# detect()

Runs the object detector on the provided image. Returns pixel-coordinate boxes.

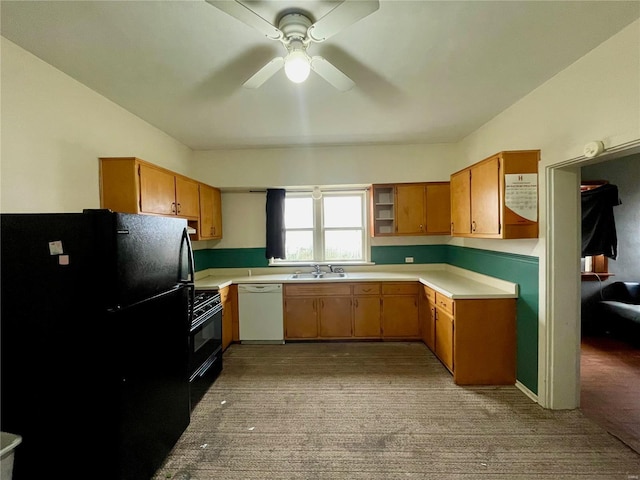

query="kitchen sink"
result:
[290,272,347,280]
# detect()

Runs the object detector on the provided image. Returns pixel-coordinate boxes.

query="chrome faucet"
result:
[312,264,322,274]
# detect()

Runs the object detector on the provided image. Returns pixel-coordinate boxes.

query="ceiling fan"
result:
[206,0,380,91]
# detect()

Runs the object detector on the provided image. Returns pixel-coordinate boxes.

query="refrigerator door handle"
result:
[180,227,195,283]
[180,226,196,322]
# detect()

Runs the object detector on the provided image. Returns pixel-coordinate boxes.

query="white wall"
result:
[192,143,459,189]
[0,37,193,213]
[193,142,460,248]
[457,20,640,408]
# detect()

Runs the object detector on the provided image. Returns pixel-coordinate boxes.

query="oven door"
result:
[189,307,222,381]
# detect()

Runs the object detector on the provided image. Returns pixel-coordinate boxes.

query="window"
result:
[279,190,368,263]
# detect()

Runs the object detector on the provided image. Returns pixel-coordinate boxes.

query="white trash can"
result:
[0,432,22,480]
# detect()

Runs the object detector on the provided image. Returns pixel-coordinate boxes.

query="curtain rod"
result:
[248,187,370,193]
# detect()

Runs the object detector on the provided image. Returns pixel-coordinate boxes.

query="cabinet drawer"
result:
[285,284,351,296]
[382,282,419,295]
[423,285,436,302]
[353,283,381,295]
[435,292,454,315]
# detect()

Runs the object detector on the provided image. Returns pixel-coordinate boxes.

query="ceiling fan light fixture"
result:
[284,50,310,84]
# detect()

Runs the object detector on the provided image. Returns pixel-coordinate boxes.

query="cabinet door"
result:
[319,297,352,337]
[199,184,215,239]
[381,295,420,337]
[199,184,222,239]
[139,163,176,215]
[284,297,318,339]
[353,296,381,337]
[470,157,500,235]
[420,287,435,350]
[175,176,200,219]
[435,308,454,372]
[395,185,426,234]
[211,187,222,238]
[221,286,233,351]
[425,183,451,234]
[450,170,471,235]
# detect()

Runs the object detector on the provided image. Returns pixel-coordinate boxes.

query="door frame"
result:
[541,140,640,409]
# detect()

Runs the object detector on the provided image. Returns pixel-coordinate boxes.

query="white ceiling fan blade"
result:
[310,56,355,92]
[206,0,282,40]
[243,57,284,89]
[307,0,380,42]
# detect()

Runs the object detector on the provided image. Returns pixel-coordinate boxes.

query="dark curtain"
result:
[265,189,286,259]
[581,183,621,259]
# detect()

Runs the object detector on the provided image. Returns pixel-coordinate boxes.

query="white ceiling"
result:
[2,1,639,150]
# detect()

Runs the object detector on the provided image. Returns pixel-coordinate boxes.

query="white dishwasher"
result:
[238,284,284,344]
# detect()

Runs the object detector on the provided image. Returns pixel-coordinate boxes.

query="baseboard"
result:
[516,380,538,403]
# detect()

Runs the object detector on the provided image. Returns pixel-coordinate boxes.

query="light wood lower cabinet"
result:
[353,283,382,338]
[284,282,419,340]
[434,296,454,372]
[430,290,516,385]
[381,283,420,338]
[281,280,516,385]
[420,286,435,350]
[319,297,353,337]
[220,285,237,351]
[452,298,516,385]
[284,284,352,340]
[284,297,318,338]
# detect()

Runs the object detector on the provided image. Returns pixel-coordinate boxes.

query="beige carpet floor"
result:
[154,342,640,479]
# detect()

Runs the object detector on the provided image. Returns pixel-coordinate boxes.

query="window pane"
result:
[285,230,314,261]
[324,230,363,261]
[324,196,362,228]
[285,197,313,228]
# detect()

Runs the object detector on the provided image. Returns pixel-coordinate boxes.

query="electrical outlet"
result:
[405,257,414,263]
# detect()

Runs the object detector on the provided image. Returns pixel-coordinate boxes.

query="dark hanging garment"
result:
[265,189,286,259]
[581,183,622,259]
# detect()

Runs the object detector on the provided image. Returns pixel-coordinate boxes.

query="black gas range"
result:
[188,290,223,409]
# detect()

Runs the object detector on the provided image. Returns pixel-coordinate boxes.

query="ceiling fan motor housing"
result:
[278,13,312,41]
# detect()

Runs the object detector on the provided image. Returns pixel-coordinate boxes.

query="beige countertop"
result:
[194,265,518,299]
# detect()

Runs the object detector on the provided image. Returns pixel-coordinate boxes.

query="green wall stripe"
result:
[194,248,269,270]
[195,244,539,394]
[371,245,449,264]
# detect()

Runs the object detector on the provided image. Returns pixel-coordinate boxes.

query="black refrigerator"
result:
[1,210,194,480]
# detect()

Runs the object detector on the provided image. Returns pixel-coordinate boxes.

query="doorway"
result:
[543,141,640,410]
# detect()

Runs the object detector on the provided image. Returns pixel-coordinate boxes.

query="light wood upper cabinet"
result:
[450,169,471,235]
[396,184,426,234]
[371,182,451,237]
[174,176,200,219]
[425,183,452,234]
[198,183,222,240]
[450,150,540,239]
[139,163,177,216]
[470,157,500,235]
[100,157,222,239]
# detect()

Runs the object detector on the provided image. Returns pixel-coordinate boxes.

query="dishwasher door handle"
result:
[239,284,283,294]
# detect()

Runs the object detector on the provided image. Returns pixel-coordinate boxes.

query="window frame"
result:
[272,189,370,265]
